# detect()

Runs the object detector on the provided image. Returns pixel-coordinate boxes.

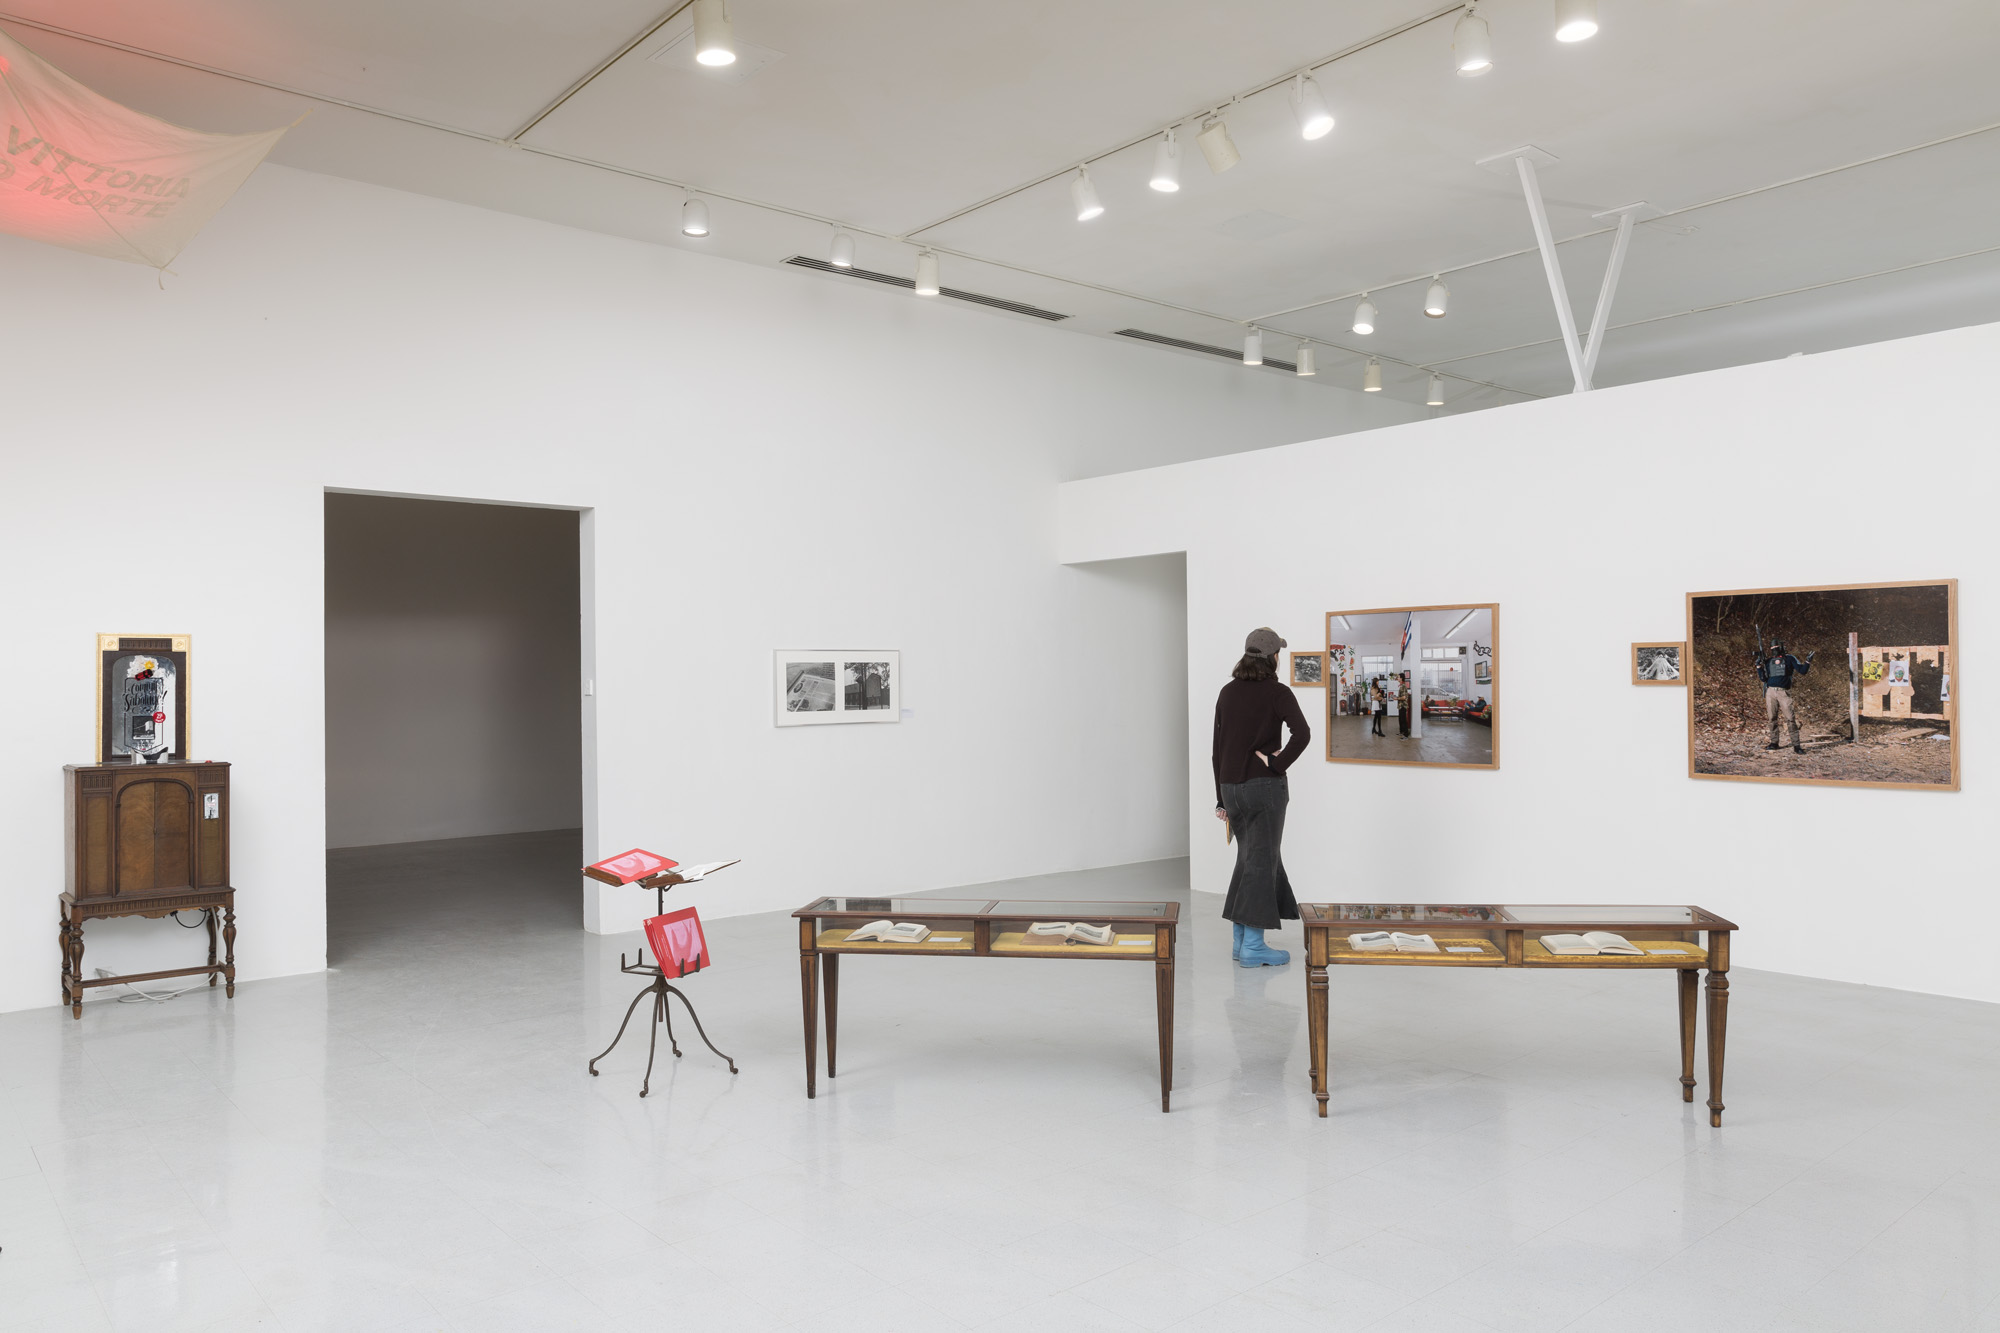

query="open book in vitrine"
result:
[845,921,932,944]
[1026,922,1118,946]
[1538,932,1643,955]
[1347,931,1440,953]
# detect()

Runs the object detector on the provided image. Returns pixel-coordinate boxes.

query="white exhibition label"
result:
[0,28,292,268]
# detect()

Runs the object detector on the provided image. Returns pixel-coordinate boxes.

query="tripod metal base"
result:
[588,955,738,1097]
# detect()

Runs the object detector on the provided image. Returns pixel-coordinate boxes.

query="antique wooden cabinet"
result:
[61,761,236,1017]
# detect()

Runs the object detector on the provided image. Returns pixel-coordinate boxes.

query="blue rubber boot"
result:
[1231,921,1245,961]
[1238,927,1291,968]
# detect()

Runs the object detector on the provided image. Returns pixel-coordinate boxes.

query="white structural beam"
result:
[1478,146,1658,394]
[1513,155,1588,390]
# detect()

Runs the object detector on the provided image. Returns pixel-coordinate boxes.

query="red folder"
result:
[644,908,711,979]
[585,848,679,886]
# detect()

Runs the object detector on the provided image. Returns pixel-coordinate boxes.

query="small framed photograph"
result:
[1289,651,1325,687]
[1632,641,1684,686]
[97,633,191,763]
[775,651,900,726]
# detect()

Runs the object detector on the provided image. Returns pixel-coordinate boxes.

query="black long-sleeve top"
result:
[1212,678,1311,806]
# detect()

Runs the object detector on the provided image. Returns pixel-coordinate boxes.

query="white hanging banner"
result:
[0,29,292,268]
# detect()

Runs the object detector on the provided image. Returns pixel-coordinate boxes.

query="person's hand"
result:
[1214,806,1228,822]
[1256,751,1270,766]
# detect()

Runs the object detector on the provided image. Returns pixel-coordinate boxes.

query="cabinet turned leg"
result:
[1307,963,1330,1118]
[1678,969,1698,1102]
[207,908,219,987]
[69,918,85,1019]
[1705,970,1729,1126]
[1154,956,1175,1113]
[59,916,77,1015]
[222,905,237,998]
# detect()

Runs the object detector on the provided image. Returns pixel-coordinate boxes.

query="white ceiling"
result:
[10,0,1999,416]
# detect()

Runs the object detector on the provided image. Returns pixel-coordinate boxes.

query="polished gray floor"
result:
[3,830,1997,1332]
[1324,713,1494,764]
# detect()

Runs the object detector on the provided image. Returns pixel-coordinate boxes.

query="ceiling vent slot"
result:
[1112,327,1298,373]
[784,256,1069,321]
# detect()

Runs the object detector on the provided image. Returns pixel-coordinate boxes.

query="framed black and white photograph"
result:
[97,633,191,763]
[1633,641,1684,686]
[775,650,900,726]
[1289,651,1325,687]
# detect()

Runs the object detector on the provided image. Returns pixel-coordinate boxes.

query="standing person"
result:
[1397,682,1413,739]
[1213,628,1310,968]
[1370,685,1386,736]
[1756,639,1814,754]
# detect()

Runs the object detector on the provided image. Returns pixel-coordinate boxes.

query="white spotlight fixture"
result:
[1427,373,1445,406]
[914,251,939,296]
[1196,112,1240,174]
[693,0,736,65]
[1554,0,1598,42]
[1292,73,1335,141]
[1453,4,1493,75]
[1363,358,1383,392]
[1352,295,1377,336]
[1424,276,1449,318]
[681,194,710,237]
[1296,344,1317,377]
[829,231,854,268]
[1071,166,1104,222]
[1243,328,1263,366]
[1149,129,1181,192]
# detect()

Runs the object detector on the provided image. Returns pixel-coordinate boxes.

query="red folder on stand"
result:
[585,849,679,886]
[644,908,711,979]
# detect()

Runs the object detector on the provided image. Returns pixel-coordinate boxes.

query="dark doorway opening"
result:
[324,493,582,963]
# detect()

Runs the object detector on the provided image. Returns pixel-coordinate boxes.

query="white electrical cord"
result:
[93,967,201,1004]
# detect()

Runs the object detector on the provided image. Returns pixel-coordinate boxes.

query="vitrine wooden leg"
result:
[1307,962,1330,1118]
[823,954,839,1079]
[59,914,77,1015]
[1678,968,1698,1102]
[1705,971,1729,1127]
[799,949,819,1099]
[206,908,219,987]
[1154,954,1175,1113]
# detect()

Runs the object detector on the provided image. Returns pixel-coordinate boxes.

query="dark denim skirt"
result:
[1220,774,1299,929]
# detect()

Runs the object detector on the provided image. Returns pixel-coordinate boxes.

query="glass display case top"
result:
[804,897,996,916]
[1310,903,1708,925]
[1500,905,1699,923]
[985,900,1172,918]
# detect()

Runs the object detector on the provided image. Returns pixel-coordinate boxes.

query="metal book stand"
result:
[586,870,739,1098]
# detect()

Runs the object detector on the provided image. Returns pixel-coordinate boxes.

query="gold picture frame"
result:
[96,633,192,764]
[1289,651,1326,687]
[1632,642,1685,686]
[1685,580,1957,791]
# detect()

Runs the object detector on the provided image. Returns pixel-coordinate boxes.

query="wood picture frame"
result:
[1633,642,1686,686]
[96,633,191,763]
[1321,604,1497,771]
[1685,579,1957,791]
[1289,651,1326,687]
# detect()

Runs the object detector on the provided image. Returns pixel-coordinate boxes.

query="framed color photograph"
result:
[1289,651,1325,687]
[775,650,900,726]
[1322,605,1497,770]
[97,633,190,763]
[1686,580,1956,790]
[1633,642,1685,686]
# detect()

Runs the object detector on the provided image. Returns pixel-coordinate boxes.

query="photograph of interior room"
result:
[1,1,1995,1330]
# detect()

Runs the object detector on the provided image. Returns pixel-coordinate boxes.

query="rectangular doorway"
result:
[324,493,585,956]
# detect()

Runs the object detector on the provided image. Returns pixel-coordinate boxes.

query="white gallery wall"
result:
[0,163,1414,1013]
[324,493,583,848]
[1060,320,1999,1005]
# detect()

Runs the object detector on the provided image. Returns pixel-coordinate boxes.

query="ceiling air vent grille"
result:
[784,256,1070,321]
[1113,327,1297,374]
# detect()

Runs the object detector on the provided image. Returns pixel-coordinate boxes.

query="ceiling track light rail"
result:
[782,257,1072,320]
